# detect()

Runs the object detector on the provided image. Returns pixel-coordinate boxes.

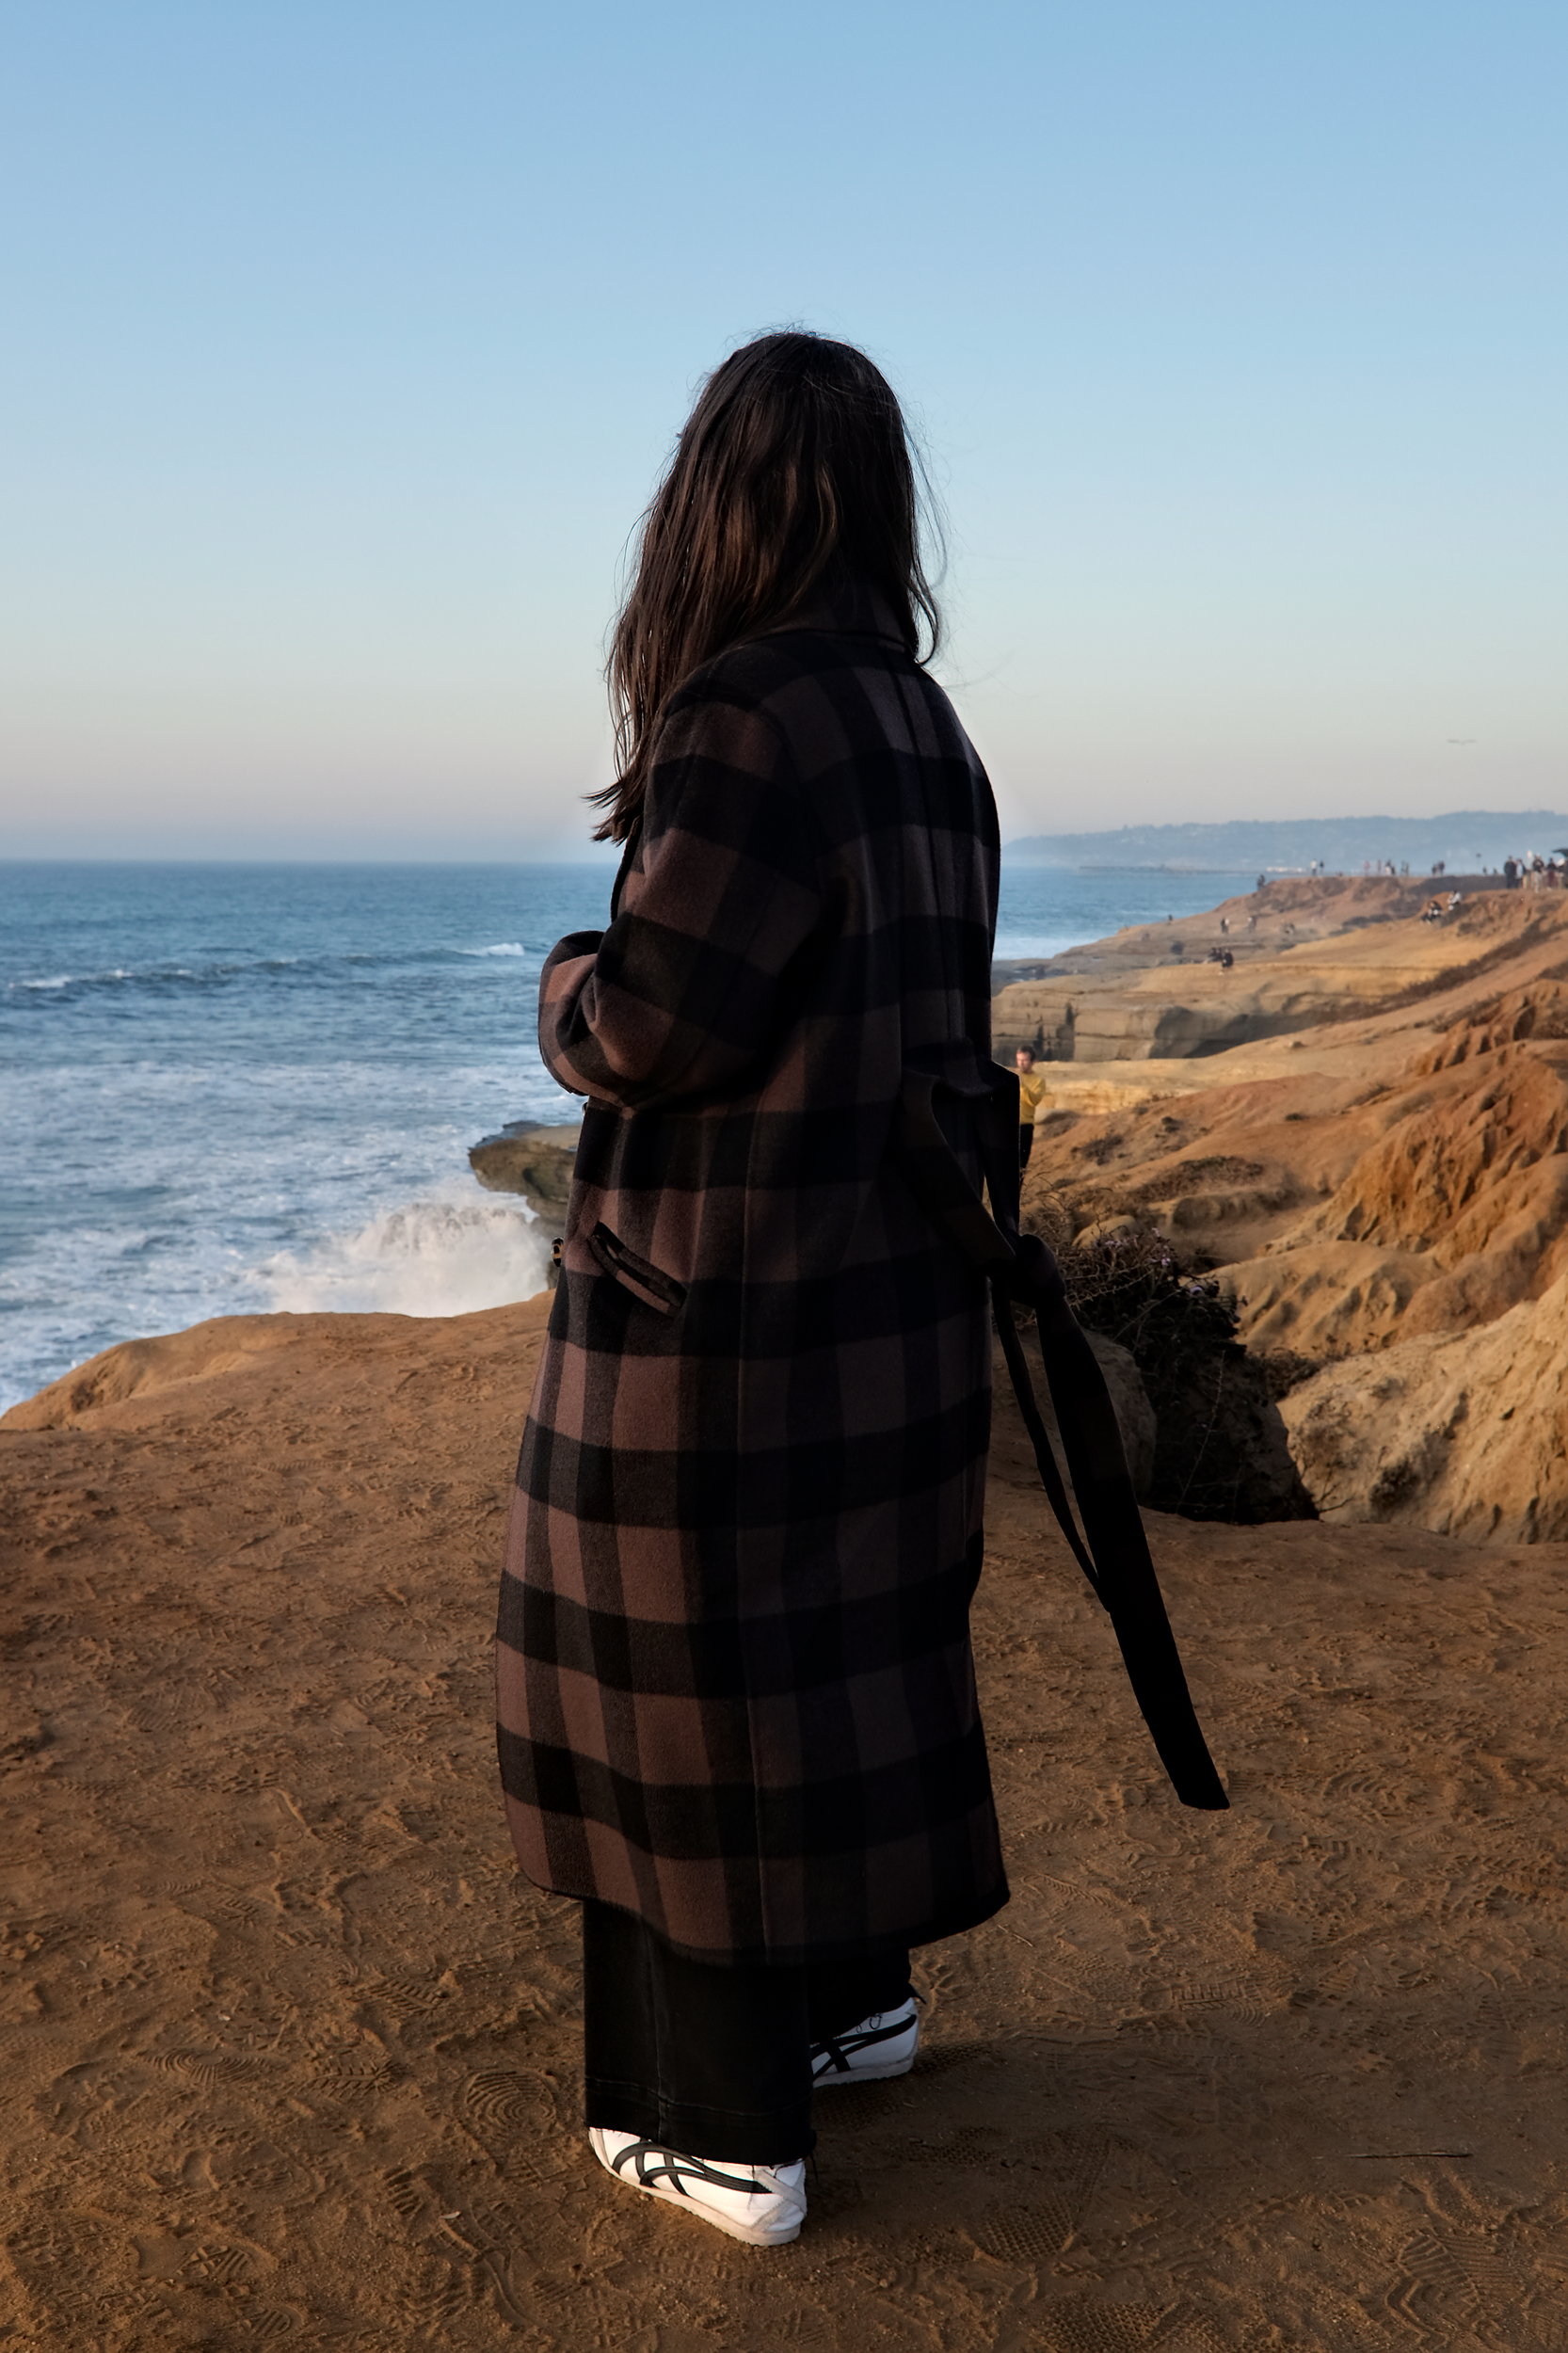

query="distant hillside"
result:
[1005,811,1568,872]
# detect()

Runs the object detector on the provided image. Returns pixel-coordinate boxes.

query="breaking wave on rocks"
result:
[262,1191,554,1319]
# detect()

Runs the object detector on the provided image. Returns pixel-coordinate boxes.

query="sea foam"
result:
[262,1191,553,1319]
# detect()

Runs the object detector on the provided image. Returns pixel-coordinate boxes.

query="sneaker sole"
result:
[591,2148,802,2248]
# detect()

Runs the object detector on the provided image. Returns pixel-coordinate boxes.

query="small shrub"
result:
[1035,1217,1315,1524]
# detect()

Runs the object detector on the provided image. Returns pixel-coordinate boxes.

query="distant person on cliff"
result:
[496,333,1008,2249]
[1016,1045,1048,1168]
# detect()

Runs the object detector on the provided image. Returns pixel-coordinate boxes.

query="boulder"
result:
[1279,1271,1568,1542]
[468,1122,581,1218]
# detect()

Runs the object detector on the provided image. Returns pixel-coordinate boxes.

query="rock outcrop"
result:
[1279,1271,1568,1542]
[468,1120,581,1217]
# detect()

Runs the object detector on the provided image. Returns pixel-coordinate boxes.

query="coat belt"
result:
[893,1067,1228,1814]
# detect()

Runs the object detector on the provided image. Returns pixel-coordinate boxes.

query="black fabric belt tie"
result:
[895,1068,1228,1814]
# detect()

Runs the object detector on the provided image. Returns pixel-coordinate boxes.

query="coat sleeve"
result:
[538,676,825,1110]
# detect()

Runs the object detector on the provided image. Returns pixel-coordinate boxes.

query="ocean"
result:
[0,858,1238,1410]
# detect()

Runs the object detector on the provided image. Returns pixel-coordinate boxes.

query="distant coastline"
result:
[1007,808,1568,872]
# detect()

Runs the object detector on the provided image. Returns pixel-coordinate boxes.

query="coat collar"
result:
[760,577,911,651]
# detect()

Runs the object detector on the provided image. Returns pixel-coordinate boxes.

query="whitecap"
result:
[465,942,530,957]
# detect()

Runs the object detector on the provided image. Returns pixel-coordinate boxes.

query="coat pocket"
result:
[585,1223,688,1316]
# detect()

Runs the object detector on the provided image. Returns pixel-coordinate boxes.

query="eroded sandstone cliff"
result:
[1016,883,1568,1538]
[997,882,1568,1064]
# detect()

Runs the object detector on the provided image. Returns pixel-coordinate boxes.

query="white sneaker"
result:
[587,2127,807,2247]
[810,1997,920,2086]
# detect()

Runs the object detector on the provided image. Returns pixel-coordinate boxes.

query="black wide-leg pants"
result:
[581,1899,913,2164]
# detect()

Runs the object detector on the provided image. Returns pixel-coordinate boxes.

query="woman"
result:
[496,331,1007,2248]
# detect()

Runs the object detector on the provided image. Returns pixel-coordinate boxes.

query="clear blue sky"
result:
[3,0,1564,856]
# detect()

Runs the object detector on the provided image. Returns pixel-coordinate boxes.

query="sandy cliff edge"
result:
[4,1295,1567,2345]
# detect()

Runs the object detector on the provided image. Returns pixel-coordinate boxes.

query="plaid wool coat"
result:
[496,591,1009,1965]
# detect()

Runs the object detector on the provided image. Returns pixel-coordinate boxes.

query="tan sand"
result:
[5,1298,1567,2347]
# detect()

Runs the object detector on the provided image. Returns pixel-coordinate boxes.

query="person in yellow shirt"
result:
[1015,1045,1048,1168]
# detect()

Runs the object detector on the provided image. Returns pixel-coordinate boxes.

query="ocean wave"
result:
[260,1191,552,1319]
[7,958,297,997]
[2,943,542,1000]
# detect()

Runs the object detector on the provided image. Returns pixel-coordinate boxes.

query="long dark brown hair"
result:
[594,330,942,841]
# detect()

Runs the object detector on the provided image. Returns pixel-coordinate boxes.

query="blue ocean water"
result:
[0,858,1239,1409]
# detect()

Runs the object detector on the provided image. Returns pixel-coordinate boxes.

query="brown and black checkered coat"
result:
[496,595,1009,1965]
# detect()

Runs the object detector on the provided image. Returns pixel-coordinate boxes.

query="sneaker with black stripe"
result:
[809,1997,920,2086]
[587,2127,807,2247]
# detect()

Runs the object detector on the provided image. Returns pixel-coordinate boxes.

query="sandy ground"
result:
[4,1296,1568,2350]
